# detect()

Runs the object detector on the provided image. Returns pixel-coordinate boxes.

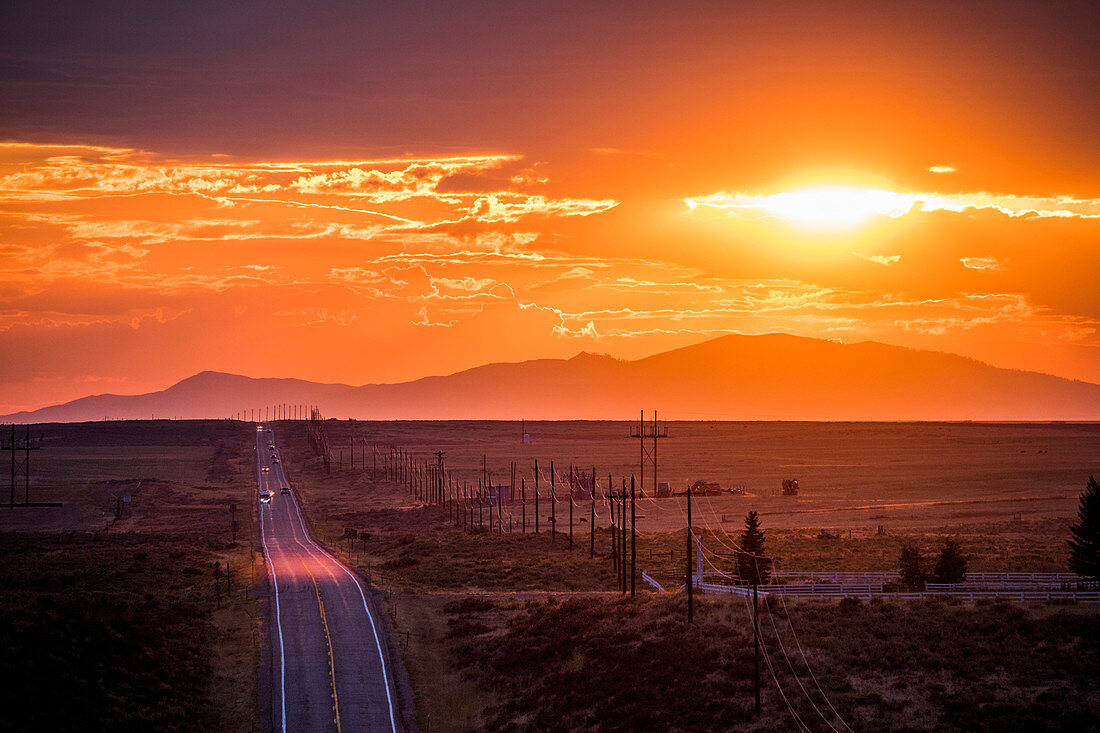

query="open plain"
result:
[1,418,1096,731]
[272,418,1099,731]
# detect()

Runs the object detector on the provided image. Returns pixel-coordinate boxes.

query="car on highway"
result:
[280,487,291,495]
[259,491,272,504]
[261,466,269,472]
[271,456,279,463]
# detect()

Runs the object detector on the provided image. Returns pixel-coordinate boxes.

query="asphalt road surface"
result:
[256,425,401,732]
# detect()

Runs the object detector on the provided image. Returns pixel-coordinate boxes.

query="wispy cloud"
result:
[685,186,1100,226]
[854,252,901,266]
[960,256,1003,271]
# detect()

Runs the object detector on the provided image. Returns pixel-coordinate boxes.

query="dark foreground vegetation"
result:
[446,594,1100,732]
[0,420,257,732]
[0,532,234,731]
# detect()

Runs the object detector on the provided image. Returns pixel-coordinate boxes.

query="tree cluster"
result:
[897,538,967,589]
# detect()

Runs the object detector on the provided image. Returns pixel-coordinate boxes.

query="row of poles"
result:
[306,430,766,719]
[288,417,771,719]
[230,404,313,423]
[382,447,641,596]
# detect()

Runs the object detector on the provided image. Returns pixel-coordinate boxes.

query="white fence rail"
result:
[699,582,1100,603]
[666,570,1100,603]
[641,570,666,593]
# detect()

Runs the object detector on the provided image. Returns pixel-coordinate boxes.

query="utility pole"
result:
[673,485,694,622]
[550,460,556,545]
[9,424,14,507]
[630,474,636,597]
[608,488,618,581]
[589,467,596,559]
[434,451,446,506]
[521,478,526,533]
[534,459,540,534]
[627,409,667,496]
[753,554,761,718]
[653,410,659,493]
[568,465,574,551]
[620,478,627,593]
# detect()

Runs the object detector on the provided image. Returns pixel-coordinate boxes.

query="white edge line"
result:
[286,490,399,733]
[258,437,287,733]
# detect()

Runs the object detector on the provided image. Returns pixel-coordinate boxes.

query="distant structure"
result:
[781,479,799,496]
[690,480,722,495]
[2,425,55,507]
[628,410,668,495]
[486,483,512,502]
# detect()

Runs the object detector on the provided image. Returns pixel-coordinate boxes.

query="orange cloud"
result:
[2,140,1099,413]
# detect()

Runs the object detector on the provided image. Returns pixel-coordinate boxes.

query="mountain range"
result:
[6,334,1100,422]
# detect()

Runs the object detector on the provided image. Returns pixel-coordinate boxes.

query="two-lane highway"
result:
[256,425,402,732]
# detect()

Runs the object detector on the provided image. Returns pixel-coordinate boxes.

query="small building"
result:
[485,483,512,502]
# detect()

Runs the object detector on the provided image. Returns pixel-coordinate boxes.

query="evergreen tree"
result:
[737,510,771,584]
[1068,475,1100,580]
[898,543,926,589]
[932,537,967,583]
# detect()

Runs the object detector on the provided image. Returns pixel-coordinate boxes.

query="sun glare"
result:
[684,184,976,229]
[755,186,918,228]
[740,186,921,229]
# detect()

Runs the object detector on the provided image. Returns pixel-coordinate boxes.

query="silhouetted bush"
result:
[933,537,968,583]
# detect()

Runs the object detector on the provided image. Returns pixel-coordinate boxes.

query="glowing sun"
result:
[685,185,955,229]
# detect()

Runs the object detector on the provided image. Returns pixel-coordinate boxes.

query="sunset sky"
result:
[1,1,1098,413]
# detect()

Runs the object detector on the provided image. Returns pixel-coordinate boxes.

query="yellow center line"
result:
[302,559,342,733]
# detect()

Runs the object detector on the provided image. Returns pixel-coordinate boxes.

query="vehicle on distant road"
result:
[271,456,279,463]
[259,491,272,504]
[261,466,269,472]
[281,487,291,495]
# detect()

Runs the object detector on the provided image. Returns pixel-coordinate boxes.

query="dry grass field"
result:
[4,418,1093,731]
[0,420,259,732]
[274,418,1100,732]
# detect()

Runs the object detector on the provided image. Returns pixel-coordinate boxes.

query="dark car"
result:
[280,487,291,495]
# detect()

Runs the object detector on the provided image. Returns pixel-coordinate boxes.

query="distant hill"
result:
[5,334,1100,422]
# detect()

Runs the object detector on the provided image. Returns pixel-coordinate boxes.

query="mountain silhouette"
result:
[5,334,1100,422]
